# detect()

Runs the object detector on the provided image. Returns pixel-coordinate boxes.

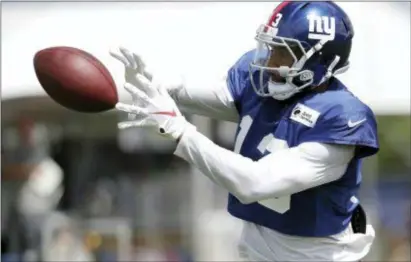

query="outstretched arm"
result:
[109,47,238,122]
[174,127,354,204]
[168,75,239,122]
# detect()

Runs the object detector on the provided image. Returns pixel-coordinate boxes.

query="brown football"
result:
[34,46,118,113]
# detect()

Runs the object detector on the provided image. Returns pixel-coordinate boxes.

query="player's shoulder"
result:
[291,78,379,158]
[229,49,256,75]
[298,78,375,124]
[226,49,257,105]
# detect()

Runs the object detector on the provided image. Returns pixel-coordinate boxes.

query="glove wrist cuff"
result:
[159,117,194,141]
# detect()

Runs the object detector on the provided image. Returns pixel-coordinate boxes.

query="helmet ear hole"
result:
[292,77,310,88]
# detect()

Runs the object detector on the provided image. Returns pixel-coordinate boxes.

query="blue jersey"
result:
[226,50,379,237]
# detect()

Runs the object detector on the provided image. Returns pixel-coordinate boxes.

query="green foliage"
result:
[376,115,411,176]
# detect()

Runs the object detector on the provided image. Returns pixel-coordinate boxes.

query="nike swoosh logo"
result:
[348,118,366,128]
[153,111,177,117]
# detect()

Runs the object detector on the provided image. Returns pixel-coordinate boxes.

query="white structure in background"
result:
[1,2,410,115]
[18,157,64,216]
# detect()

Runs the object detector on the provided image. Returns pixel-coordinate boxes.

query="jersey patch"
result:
[290,103,320,128]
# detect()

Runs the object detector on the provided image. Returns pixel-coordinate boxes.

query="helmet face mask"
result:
[249,2,354,101]
[250,24,315,100]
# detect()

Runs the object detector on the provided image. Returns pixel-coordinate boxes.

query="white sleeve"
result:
[170,74,239,122]
[174,127,355,204]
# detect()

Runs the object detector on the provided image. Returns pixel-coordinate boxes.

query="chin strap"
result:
[318,55,350,86]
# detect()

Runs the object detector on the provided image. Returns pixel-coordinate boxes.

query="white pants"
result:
[238,221,375,261]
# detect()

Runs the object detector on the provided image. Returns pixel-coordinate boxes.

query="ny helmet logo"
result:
[307,14,336,41]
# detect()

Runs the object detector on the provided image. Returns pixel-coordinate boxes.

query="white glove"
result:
[116,79,192,141]
[111,46,192,141]
[109,47,184,101]
[109,46,153,84]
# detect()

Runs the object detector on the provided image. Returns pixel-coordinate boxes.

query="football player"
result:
[111,1,379,261]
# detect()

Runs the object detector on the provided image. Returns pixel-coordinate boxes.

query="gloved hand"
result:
[109,46,153,84]
[109,47,184,101]
[110,47,193,141]
[115,80,191,141]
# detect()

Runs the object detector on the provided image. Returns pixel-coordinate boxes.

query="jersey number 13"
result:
[234,115,291,214]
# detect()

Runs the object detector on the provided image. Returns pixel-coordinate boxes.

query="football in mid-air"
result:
[34,46,118,113]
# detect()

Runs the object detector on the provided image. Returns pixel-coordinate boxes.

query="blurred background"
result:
[1,2,410,262]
